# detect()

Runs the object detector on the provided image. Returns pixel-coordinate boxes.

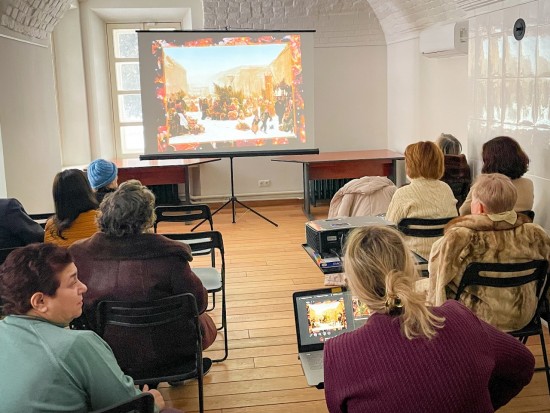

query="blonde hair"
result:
[405,141,445,180]
[471,173,517,214]
[343,226,445,340]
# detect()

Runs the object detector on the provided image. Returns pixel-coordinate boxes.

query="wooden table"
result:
[114,158,220,203]
[272,150,404,220]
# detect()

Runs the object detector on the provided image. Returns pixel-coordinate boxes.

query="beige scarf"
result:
[487,210,517,225]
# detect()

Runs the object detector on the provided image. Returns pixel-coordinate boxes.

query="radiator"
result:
[309,179,352,206]
[149,184,180,205]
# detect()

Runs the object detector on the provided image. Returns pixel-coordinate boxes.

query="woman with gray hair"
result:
[69,180,217,371]
[435,133,471,208]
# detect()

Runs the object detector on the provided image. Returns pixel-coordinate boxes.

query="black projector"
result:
[306,216,394,255]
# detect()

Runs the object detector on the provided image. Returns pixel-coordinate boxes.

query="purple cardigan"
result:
[324,300,534,413]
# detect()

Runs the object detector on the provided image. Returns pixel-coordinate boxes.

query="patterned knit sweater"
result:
[323,300,534,413]
[385,178,458,259]
[44,209,99,247]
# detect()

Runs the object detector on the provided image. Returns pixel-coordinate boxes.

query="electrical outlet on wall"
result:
[258,179,271,187]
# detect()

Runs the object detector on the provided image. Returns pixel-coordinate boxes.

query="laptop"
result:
[292,287,370,387]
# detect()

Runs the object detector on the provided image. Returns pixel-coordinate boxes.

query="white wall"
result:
[0,36,62,213]
[387,38,469,153]
[468,0,550,231]
[0,123,6,197]
[419,55,469,152]
[53,7,91,166]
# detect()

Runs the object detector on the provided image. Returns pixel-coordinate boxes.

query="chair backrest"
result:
[154,204,213,232]
[397,217,454,238]
[96,293,203,382]
[454,260,549,312]
[519,210,535,221]
[164,230,224,269]
[28,213,54,229]
[91,393,155,413]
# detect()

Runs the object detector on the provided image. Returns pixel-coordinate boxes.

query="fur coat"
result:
[428,213,550,331]
[328,176,396,218]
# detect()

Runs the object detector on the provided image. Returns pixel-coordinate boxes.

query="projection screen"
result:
[137,30,315,158]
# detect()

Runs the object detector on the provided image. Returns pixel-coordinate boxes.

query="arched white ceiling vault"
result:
[0,0,507,44]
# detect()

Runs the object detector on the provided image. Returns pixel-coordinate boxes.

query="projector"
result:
[306,216,394,255]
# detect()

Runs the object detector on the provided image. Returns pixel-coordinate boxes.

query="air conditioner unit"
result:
[419,21,468,58]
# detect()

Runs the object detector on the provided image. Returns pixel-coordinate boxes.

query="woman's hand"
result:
[142,384,166,411]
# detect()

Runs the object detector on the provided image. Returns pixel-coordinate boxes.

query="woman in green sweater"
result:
[0,243,181,413]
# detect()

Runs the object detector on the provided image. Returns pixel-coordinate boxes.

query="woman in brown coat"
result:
[69,180,217,371]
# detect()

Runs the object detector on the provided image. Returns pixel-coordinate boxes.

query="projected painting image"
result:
[306,298,347,338]
[151,34,306,152]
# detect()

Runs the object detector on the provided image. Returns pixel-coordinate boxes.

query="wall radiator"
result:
[309,179,352,206]
[150,184,180,205]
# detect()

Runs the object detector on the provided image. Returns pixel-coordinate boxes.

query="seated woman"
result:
[0,198,43,249]
[69,180,217,370]
[460,136,533,215]
[385,141,457,259]
[87,158,118,204]
[45,169,99,247]
[428,173,550,331]
[0,243,181,413]
[324,225,534,413]
[435,133,471,208]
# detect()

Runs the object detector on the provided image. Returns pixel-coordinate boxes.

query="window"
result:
[107,23,180,157]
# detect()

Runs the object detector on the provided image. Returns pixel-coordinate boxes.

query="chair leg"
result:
[216,292,224,331]
[212,285,228,363]
[537,331,550,394]
[198,360,204,413]
[206,292,216,312]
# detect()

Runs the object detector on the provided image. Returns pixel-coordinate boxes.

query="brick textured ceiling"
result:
[0,0,506,43]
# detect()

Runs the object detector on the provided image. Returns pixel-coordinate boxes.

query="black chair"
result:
[91,393,154,413]
[519,210,535,221]
[397,217,454,276]
[154,204,213,233]
[397,217,454,238]
[28,212,54,229]
[164,231,228,363]
[96,293,208,413]
[454,260,550,393]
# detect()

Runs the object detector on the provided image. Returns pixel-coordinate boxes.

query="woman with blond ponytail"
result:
[323,226,535,413]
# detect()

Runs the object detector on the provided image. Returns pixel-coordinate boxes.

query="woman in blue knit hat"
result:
[87,159,118,204]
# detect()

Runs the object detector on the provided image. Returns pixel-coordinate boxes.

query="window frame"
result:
[106,22,181,158]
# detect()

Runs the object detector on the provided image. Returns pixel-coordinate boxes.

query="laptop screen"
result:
[293,287,370,353]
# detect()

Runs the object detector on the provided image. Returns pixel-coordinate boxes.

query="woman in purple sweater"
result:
[324,226,535,413]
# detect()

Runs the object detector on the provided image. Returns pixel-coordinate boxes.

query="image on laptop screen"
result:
[294,289,370,349]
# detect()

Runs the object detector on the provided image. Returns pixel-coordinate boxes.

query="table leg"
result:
[389,159,397,184]
[183,166,191,204]
[303,164,314,221]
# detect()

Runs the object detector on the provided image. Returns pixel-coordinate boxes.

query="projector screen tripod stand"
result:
[193,156,278,229]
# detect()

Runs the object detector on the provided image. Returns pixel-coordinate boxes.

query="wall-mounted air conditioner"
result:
[419,21,468,58]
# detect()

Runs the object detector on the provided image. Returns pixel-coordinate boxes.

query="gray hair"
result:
[471,173,517,214]
[98,180,156,237]
[436,133,462,155]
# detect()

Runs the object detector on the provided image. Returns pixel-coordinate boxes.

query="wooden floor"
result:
[155,201,550,413]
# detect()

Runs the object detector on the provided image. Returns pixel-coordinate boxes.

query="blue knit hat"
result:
[87,159,118,190]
